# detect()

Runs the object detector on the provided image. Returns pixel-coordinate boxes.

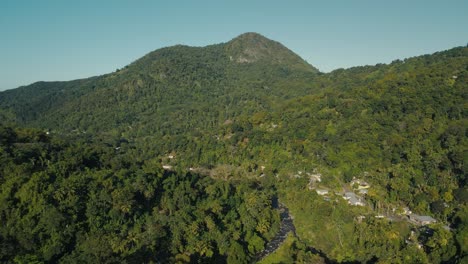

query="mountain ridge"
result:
[0,36,466,134]
[4,33,465,92]
[0,32,321,130]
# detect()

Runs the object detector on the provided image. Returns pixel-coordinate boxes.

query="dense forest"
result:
[0,33,467,263]
[0,126,281,263]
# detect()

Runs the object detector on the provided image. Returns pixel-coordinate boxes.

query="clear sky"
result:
[1,0,467,91]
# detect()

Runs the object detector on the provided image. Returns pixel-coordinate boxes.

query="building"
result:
[316,189,329,196]
[162,165,173,170]
[308,173,322,190]
[309,173,322,183]
[409,214,437,225]
[344,192,365,206]
[358,188,368,195]
[401,207,412,216]
[351,178,370,190]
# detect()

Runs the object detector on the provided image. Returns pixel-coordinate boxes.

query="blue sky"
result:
[1,0,467,90]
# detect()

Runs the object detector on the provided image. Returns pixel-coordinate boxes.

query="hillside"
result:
[0,34,467,263]
[0,33,318,134]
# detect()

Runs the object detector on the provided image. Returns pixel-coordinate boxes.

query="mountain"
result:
[0,33,318,132]
[0,33,467,263]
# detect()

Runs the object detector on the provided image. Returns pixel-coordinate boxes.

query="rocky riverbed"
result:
[254,204,296,261]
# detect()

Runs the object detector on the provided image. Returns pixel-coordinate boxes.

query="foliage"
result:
[0,33,466,263]
[0,126,280,263]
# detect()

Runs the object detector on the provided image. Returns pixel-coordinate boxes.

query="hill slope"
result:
[0,33,318,134]
[0,34,467,263]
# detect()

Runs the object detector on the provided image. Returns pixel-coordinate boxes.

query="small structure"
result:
[344,192,365,206]
[351,178,370,190]
[162,165,173,170]
[358,188,368,195]
[356,215,366,223]
[309,173,322,183]
[402,207,412,216]
[409,214,437,225]
[316,189,329,196]
[308,173,322,190]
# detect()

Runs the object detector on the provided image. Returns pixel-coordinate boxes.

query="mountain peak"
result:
[226,32,285,63]
[231,32,271,42]
[225,32,318,72]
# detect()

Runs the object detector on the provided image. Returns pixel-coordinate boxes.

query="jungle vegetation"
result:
[0,33,466,263]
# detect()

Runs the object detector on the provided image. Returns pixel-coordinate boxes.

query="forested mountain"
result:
[0,33,467,263]
[0,33,317,133]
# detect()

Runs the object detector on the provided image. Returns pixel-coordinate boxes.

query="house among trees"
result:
[401,207,412,216]
[315,189,329,196]
[344,192,365,206]
[308,173,322,190]
[309,173,322,183]
[351,178,370,190]
[356,215,366,223]
[162,165,173,170]
[409,214,437,225]
[358,188,368,195]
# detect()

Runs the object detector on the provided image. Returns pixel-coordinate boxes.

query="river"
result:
[254,203,296,261]
[254,203,336,263]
